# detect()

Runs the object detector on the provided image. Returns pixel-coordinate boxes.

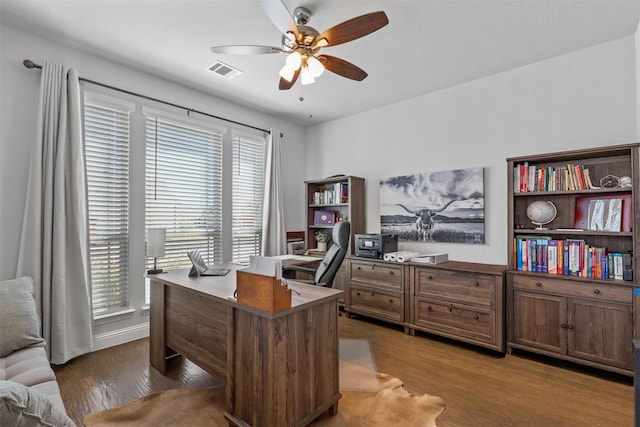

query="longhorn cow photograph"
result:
[380,167,485,244]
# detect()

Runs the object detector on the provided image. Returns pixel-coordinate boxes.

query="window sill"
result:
[93,308,136,326]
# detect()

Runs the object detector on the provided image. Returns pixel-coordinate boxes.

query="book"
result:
[566,239,583,276]
[613,253,624,280]
[547,240,558,274]
[623,253,634,281]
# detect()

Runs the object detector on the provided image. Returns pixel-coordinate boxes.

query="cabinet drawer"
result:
[413,298,496,345]
[350,260,403,291]
[511,275,632,304]
[414,268,496,308]
[349,287,403,322]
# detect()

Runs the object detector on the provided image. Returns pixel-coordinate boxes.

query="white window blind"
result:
[145,116,224,277]
[232,136,266,263]
[85,101,131,318]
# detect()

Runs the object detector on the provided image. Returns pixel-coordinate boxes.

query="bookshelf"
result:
[305,176,365,255]
[506,143,639,375]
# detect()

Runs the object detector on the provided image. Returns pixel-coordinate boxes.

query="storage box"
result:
[236,270,292,313]
[314,210,335,225]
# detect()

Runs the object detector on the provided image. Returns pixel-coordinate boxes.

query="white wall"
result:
[0,24,307,347]
[306,36,637,266]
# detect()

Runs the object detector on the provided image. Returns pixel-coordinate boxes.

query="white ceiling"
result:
[2,0,639,127]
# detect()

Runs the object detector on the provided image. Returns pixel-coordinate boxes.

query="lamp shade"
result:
[147,228,166,257]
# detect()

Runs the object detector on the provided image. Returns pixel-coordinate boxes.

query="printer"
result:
[355,234,398,259]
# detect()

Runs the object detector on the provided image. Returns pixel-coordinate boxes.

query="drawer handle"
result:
[389,271,394,275]
[427,305,432,311]
[371,264,376,269]
[448,304,453,312]
[473,314,479,320]
[357,266,361,270]
[426,275,433,280]
[561,323,567,329]
[388,299,394,304]
[567,324,574,330]
[356,291,361,296]
[593,289,601,294]
[536,282,543,287]
[473,281,480,287]
[371,290,375,296]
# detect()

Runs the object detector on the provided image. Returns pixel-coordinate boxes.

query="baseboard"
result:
[93,322,150,352]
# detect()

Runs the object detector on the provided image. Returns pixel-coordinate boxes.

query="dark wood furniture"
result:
[345,257,410,331]
[410,261,506,353]
[149,267,343,426]
[344,256,507,352]
[305,176,365,254]
[506,143,640,376]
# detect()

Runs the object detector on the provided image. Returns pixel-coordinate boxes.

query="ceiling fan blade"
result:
[211,45,282,55]
[317,55,368,81]
[279,67,301,90]
[313,11,388,48]
[260,0,298,37]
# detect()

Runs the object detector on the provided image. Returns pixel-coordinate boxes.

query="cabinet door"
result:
[567,298,633,370]
[513,291,566,354]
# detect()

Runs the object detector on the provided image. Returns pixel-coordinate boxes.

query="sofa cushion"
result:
[0,277,46,358]
[0,380,75,427]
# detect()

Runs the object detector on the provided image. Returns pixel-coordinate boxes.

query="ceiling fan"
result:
[210,0,389,90]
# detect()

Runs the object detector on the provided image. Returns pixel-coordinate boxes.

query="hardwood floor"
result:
[54,314,633,426]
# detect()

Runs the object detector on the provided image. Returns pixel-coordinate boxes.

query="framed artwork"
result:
[380,167,485,244]
[314,210,335,225]
[287,241,306,255]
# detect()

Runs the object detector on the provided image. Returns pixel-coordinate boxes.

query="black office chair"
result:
[283,221,351,287]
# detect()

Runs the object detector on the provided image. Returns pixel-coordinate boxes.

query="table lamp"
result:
[147,228,166,274]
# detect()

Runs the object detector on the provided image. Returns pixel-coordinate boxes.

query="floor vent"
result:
[208,61,243,79]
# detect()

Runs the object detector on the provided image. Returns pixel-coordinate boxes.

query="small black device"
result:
[355,234,398,259]
[187,250,230,277]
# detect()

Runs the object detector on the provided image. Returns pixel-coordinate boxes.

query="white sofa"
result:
[0,277,74,427]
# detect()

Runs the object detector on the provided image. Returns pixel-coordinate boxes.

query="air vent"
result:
[208,61,243,79]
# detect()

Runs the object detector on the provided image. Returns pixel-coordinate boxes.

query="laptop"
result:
[187,250,230,277]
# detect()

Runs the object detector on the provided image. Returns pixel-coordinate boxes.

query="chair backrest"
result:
[314,221,351,287]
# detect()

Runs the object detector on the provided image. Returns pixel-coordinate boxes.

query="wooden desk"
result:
[149,266,343,427]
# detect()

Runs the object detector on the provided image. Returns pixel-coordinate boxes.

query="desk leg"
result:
[149,280,167,374]
[328,401,339,416]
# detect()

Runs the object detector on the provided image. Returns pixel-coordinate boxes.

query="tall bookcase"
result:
[506,143,639,375]
[305,175,365,255]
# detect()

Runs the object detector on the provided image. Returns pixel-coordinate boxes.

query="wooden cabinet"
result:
[345,258,409,328]
[305,176,365,254]
[410,261,506,352]
[506,143,639,375]
[344,257,506,352]
[509,273,634,372]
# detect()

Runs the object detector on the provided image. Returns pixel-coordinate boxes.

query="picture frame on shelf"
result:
[287,241,306,255]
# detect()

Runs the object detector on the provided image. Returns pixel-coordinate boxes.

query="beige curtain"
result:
[17,60,93,364]
[261,129,287,256]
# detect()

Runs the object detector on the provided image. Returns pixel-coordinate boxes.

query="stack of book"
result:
[513,162,599,193]
[513,236,633,280]
[312,182,349,205]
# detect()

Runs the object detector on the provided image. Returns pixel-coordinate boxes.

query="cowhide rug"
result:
[83,372,445,427]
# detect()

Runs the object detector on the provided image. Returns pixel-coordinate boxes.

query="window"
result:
[145,114,224,269]
[232,136,266,263]
[85,99,132,318]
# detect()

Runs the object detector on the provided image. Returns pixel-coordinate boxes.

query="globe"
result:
[526,201,557,230]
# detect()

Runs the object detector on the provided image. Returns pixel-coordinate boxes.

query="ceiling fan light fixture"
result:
[300,65,315,85]
[285,51,302,68]
[279,64,296,82]
[306,55,324,77]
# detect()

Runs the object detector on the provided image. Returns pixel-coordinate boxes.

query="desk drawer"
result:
[511,275,632,304]
[349,260,403,291]
[348,286,403,322]
[414,267,496,308]
[413,298,495,345]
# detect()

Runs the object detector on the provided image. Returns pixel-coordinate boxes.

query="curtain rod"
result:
[23,59,270,134]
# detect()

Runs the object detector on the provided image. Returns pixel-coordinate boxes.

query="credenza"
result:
[345,257,507,353]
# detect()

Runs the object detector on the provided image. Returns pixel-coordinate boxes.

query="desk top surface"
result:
[149,264,342,318]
